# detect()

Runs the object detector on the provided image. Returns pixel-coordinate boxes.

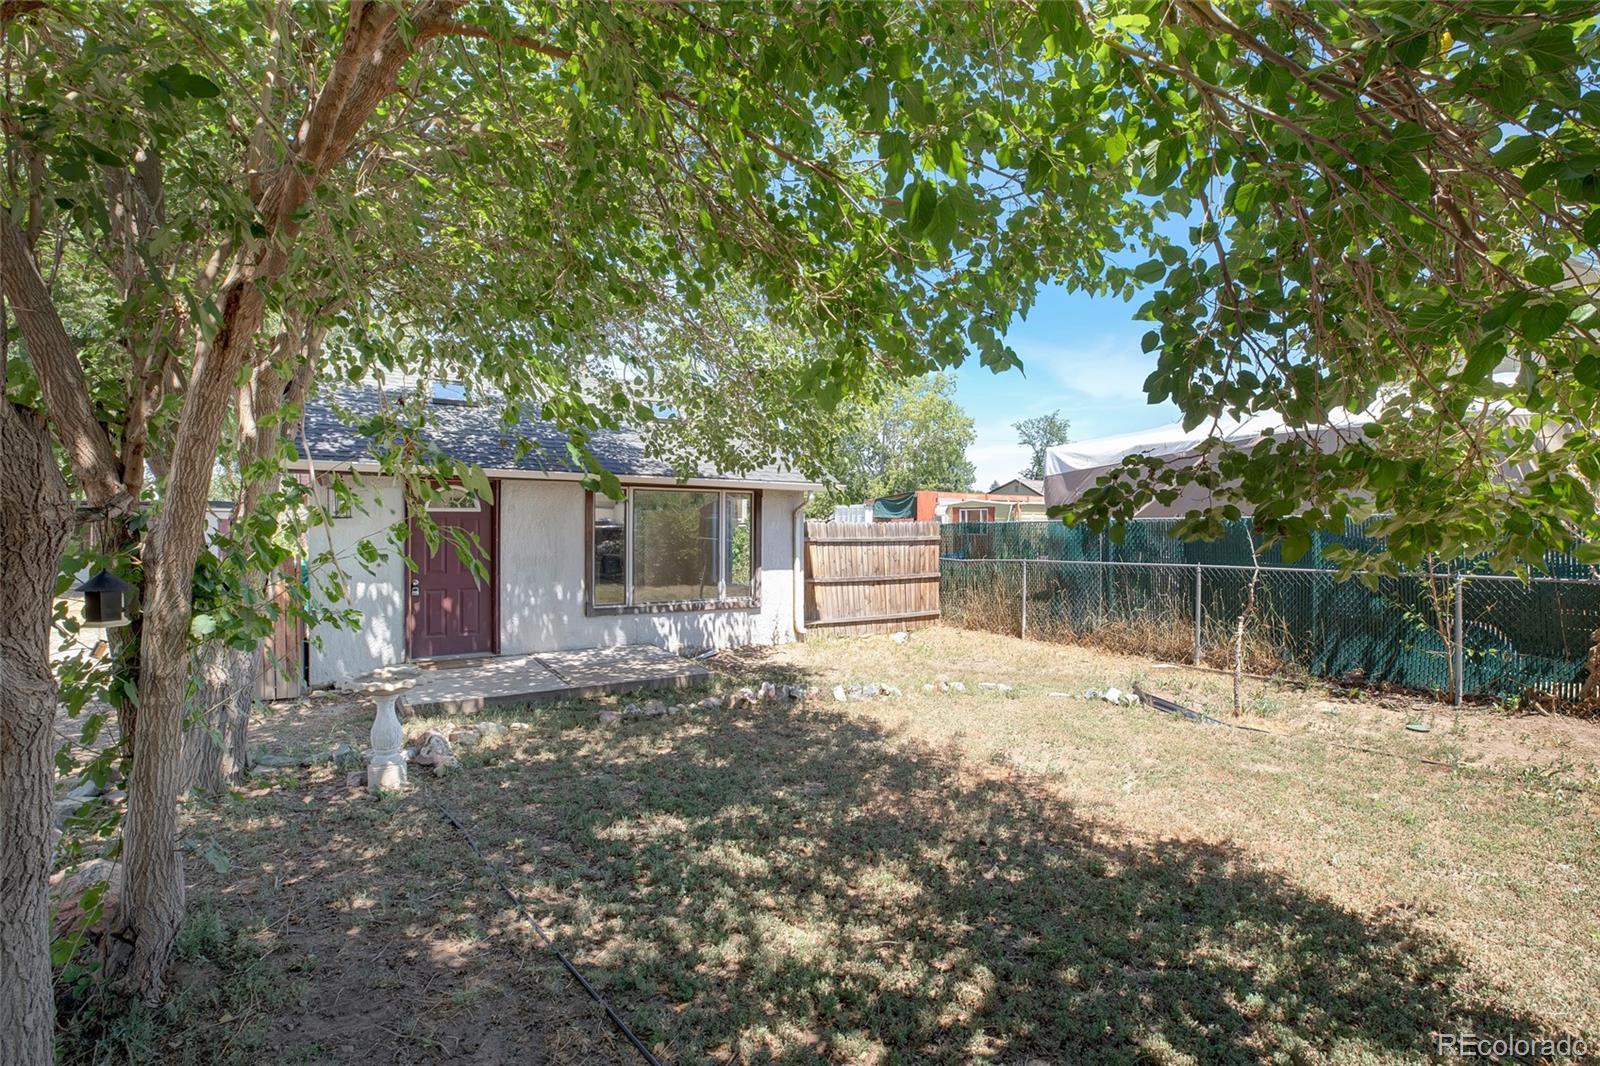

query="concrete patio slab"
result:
[391,644,711,715]
[536,644,712,697]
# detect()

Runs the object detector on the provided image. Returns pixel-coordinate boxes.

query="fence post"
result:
[1193,563,1203,665]
[1453,572,1465,706]
[1021,559,1029,640]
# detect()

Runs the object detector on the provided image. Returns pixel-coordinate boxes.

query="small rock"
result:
[54,798,86,829]
[1083,688,1101,700]
[598,709,621,724]
[977,682,1013,693]
[332,743,361,771]
[862,682,882,698]
[757,681,778,701]
[255,748,337,770]
[882,685,902,698]
[947,681,967,693]
[890,631,909,643]
[784,684,810,700]
[832,685,847,703]
[102,789,126,805]
[50,859,122,943]
[922,683,936,692]
[699,696,722,712]
[1102,687,1124,704]
[509,722,531,731]
[411,731,456,767]
[1047,691,1076,698]
[641,700,668,718]
[449,729,481,747]
[345,770,368,789]
[66,777,103,802]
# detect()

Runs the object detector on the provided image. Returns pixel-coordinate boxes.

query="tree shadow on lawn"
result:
[439,690,1561,1065]
[112,773,629,1066]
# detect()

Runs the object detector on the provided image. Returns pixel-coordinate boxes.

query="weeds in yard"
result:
[57,905,298,1066]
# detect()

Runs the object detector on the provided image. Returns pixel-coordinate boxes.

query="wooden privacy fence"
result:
[257,565,306,701]
[804,520,941,635]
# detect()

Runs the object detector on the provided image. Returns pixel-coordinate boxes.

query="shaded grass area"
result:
[430,675,1588,1063]
[60,742,626,1065]
[70,627,1598,1063]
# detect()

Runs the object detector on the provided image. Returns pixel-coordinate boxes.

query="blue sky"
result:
[958,281,1179,489]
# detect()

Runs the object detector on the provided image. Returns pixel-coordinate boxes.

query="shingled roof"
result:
[295,386,821,488]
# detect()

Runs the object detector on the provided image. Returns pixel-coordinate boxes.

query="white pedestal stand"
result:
[348,673,418,795]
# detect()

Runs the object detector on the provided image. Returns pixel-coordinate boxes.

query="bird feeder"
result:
[73,571,134,628]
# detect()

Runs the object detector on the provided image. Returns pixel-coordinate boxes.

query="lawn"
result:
[99,627,1599,1064]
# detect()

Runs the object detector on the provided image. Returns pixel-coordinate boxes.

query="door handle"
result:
[411,578,420,596]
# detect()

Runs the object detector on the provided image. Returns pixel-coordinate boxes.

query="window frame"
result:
[585,486,761,614]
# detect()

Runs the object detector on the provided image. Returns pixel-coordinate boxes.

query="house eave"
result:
[283,458,823,494]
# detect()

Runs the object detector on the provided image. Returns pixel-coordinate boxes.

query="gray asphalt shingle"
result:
[298,386,817,486]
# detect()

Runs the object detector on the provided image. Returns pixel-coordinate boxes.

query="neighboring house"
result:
[988,477,1044,498]
[287,386,820,687]
[829,502,874,523]
[871,489,1047,523]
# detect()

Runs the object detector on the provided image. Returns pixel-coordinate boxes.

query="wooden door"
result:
[406,487,497,659]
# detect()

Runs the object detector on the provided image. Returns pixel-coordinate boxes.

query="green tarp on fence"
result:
[872,493,918,520]
[940,520,1599,700]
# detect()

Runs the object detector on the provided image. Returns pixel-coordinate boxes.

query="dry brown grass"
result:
[84,626,1600,1064]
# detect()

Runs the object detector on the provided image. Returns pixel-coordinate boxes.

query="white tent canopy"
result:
[1043,409,1375,517]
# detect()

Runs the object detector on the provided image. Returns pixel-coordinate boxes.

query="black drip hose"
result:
[1133,685,1272,732]
[433,800,666,1066]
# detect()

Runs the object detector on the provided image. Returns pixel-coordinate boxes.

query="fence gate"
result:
[804,520,941,635]
[257,566,306,701]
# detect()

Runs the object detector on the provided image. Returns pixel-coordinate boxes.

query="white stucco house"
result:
[287,386,820,688]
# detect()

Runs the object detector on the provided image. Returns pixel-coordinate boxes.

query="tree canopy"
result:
[1052,2,1600,572]
[1015,411,1071,480]
[815,373,977,513]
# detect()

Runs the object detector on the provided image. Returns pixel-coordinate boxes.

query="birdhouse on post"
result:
[74,571,134,628]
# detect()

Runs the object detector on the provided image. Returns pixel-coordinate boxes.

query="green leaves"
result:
[1519,301,1570,342]
[1494,134,1543,167]
[904,180,940,236]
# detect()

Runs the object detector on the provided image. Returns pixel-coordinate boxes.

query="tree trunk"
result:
[0,403,76,1066]
[108,281,268,1002]
[179,642,255,795]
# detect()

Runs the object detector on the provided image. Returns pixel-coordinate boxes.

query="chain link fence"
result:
[941,523,1600,702]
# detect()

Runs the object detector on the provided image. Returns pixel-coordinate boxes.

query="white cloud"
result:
[961,333,1176,489]
[968,436,1031,490]
[1011,335,1159,403]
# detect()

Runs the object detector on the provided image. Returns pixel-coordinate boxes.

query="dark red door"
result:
[407,488,496,659]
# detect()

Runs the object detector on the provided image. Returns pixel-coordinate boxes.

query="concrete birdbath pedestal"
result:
[345,668,419,794]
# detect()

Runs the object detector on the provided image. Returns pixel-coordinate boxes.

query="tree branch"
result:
[0,210,127,507]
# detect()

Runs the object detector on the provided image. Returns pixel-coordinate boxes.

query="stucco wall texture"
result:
[308,478,803,686]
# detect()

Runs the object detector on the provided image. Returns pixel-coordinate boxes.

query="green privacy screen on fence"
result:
[940,521,1600,701]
